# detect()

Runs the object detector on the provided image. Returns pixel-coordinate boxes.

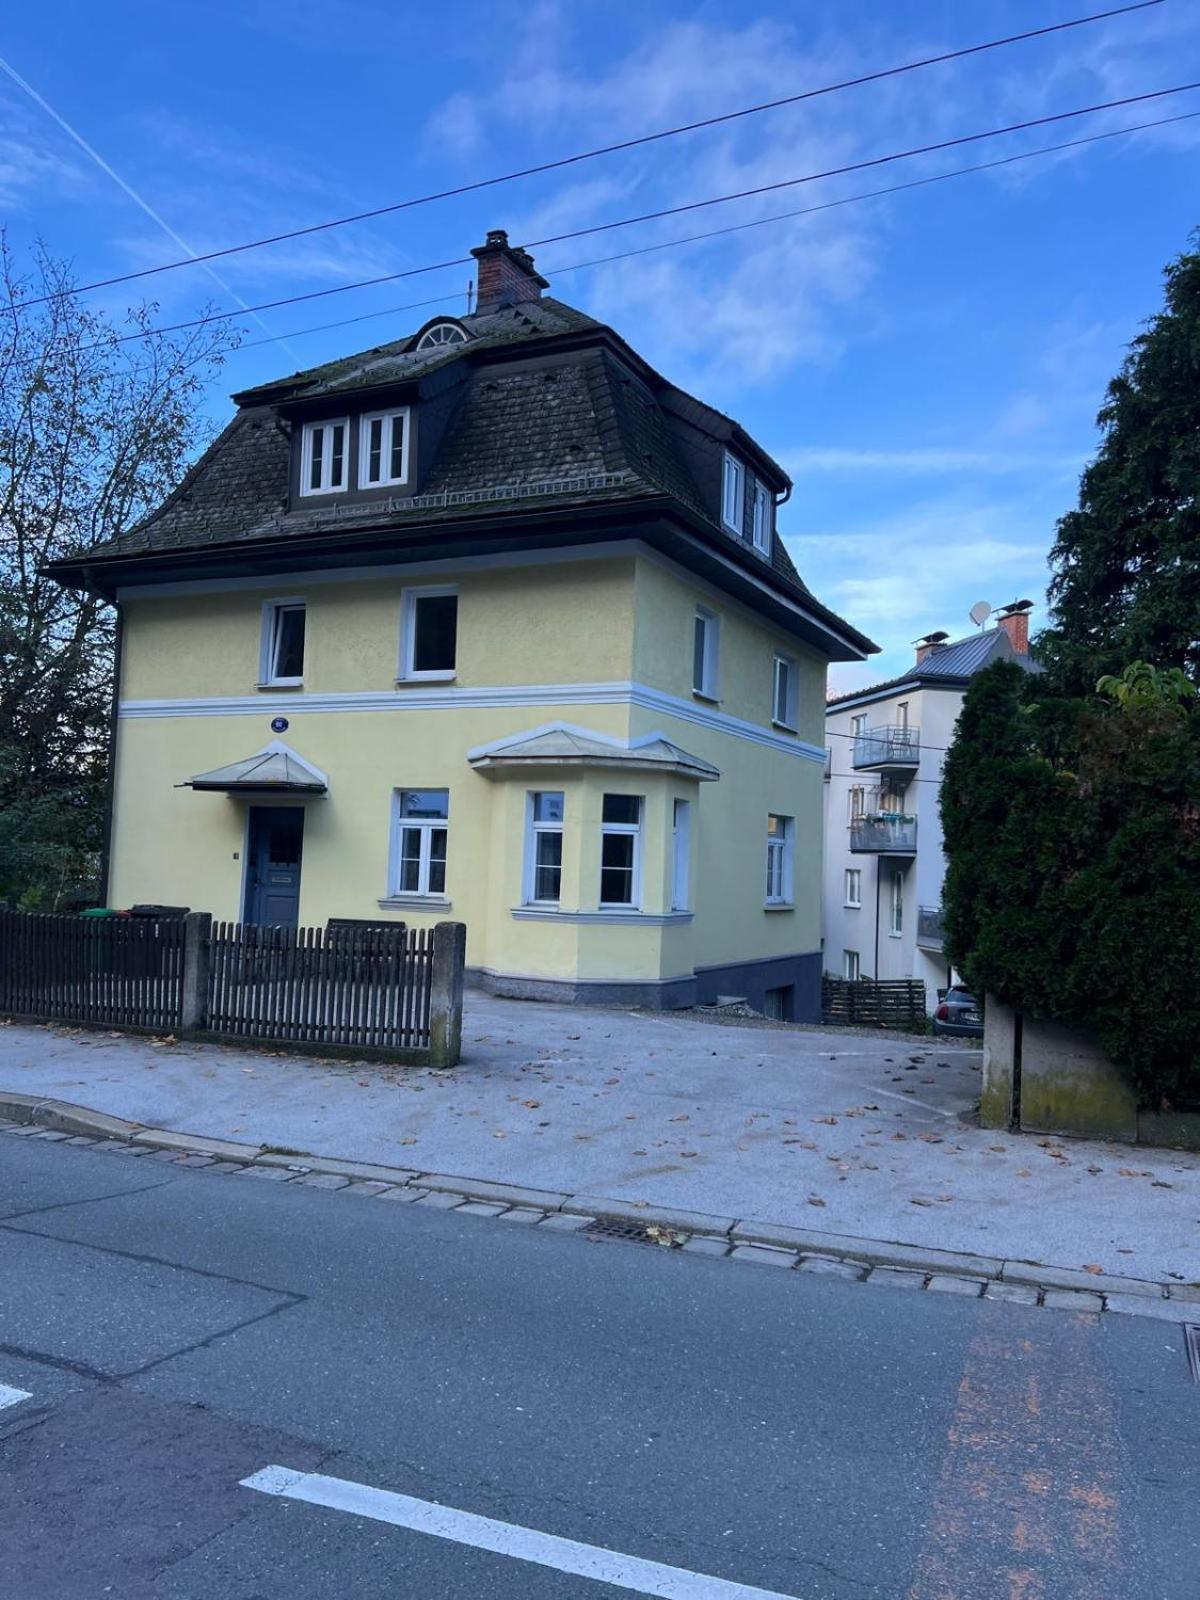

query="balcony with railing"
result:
[851,724,920,772]
[849,811,918,855]
[916,905,945,950]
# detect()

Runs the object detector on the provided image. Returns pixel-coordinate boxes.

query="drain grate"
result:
[1186,1326,1200,1383]
[585,1217,687,1249]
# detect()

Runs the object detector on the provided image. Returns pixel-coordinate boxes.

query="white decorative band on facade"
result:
[509,908,694,926]
[117,681,827,764]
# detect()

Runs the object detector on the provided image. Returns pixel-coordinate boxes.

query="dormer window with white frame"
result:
[359,408,410,490]
[300,419,348,496]
[751,479,772,553]
[721,452,745,534]
[415,322,467,350]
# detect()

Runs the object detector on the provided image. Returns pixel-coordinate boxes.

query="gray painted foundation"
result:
[468,950,823,1020]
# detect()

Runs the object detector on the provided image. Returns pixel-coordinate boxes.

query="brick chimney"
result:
[994,600,1033,655]
[470,230,549,314]
[914,631,950,664]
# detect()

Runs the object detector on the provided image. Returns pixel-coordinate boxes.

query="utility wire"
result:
[9,0,1166,311]
[96,81,1200,347]
[230,108,1200,357]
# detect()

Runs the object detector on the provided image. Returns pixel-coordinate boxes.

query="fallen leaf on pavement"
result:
[813,1116,838,1125]
[1016,1168,1032,1178]
[1083,1264,1103,1274]
[807,1196,826,1207]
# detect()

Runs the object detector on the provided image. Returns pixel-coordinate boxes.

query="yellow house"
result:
[49,231,875,1018]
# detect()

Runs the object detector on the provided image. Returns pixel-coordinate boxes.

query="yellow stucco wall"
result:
[111,549,829,993]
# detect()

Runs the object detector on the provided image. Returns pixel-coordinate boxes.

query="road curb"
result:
[1,1089,1193,1314]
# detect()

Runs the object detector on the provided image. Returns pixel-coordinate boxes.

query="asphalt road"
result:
[1,1134,1196,1599]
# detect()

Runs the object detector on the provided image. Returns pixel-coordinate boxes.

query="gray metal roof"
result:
[467,724,720,781]
[827,627,1041,710]
[182,741,328,794]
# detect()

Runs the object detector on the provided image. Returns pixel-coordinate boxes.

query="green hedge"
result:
[941,662,1200,1108]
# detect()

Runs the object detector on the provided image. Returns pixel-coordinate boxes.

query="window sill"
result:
[512,907,692,926]
[771,719,798,735]
[396,671,456,685]
[257,679,303,691]
[764,902,795,913]
[692,689,721,706]
[844,903,862,910]
[377,895,452,912]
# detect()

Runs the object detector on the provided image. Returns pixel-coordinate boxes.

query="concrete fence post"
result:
[181,912,212,1035]
[428,921,466,1068]
[980,993,1018,1128]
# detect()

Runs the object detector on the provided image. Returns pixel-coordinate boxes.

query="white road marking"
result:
[0,1384,32,1410]
[242,1464,804,1598]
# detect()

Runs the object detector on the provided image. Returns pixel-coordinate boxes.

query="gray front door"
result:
[245,807,304,927]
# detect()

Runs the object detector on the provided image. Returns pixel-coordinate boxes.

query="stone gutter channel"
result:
[3,1091,1198,1326]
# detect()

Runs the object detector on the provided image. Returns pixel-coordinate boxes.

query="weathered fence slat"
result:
[821,976,927,1031]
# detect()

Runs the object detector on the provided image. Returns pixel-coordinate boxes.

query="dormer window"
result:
[416,322,467,350]
[359,408,410,489]
[721,452,745,534]
[752,479,772,554]
[300,419,348,496]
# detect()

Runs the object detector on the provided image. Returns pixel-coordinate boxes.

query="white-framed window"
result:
[889,870,904,937]
[693,607,719,699]
[399,587,458,680]
[751,480,772,553]
[844,868,862,908]
[772,653,797,728]
[600,794,642,908]
[259,599,306,685]
[671,798,691,911]
[721,452,744,533]
[765,813,794,906]
[416,322,467,350]
[359,408,410,489]
[524,791,565,906]
[848,785,866,822]
[391,789,449,898]
[851,713,867,738]
[299,418,349,495]
[843,949,860,981]
[896,701,909,730]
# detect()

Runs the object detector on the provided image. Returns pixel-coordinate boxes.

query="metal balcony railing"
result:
[849,813,918,854]
[851,725,920,770]
[916,905,945,950]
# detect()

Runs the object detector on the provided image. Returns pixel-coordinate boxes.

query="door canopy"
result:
[180,739,328,795]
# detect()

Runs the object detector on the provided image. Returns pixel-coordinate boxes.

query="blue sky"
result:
[3,0,1198,690]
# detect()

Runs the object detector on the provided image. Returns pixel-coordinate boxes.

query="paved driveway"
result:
[1,995,1196,1281]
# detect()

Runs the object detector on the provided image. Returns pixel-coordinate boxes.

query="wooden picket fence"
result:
[206,922,434,1052]
[0,910,465,1064]
[821,976,927,1032]
[0,910,185,1031]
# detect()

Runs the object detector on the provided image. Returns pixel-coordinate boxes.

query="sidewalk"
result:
[1,995,1196,1285]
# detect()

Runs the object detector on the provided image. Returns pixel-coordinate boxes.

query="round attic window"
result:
[415,322,467,350]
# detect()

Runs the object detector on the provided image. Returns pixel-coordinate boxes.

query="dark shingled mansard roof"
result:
[52,286,865,651]
[827,626,1042,709]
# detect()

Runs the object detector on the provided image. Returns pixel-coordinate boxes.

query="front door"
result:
[244,807,304,927]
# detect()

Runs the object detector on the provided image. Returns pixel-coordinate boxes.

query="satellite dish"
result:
[969,600,992,628]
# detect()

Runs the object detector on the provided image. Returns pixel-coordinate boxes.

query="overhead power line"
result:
[98,81,1200,347]
[229,108,1200,357]
[9,1,1166,311]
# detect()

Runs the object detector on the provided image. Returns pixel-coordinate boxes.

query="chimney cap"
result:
[469,228,550,290]
[994,598,1034,617]
[913,630,950,647]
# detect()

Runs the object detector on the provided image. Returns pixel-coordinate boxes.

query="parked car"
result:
[933,985,983,1039]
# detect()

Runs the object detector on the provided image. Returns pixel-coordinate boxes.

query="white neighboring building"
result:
[822,604,1038,1010]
